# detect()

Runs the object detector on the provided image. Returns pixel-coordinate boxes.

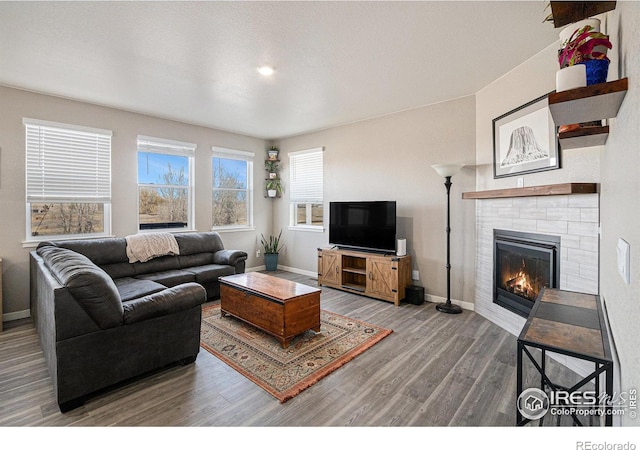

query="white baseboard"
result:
[245,265,317,279]
[426,294,475,312]
[2,309,31,323]
[277,265,317,278]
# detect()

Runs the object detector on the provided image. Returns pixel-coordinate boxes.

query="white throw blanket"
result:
[125,232,180,263]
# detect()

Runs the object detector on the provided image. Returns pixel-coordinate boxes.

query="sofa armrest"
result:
[213,249,248,268]
[123,282,206,325]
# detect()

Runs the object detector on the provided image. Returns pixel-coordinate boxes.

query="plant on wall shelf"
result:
[268,146,279,160]
[266,179,283,197]
[558,25,611,69]
[265,159,279,178]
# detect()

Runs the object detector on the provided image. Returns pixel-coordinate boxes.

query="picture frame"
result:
[493,93,560,179]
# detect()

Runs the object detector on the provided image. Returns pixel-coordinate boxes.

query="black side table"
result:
[516,288,614,426]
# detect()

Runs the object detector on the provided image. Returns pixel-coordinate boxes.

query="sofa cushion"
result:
[174,232,224,255]
[36,245,124,329]
[100,262,136,279]
[122,282,206,325]
[114,277,167,302]
[135,269,196,287]
[133,255,181,276]
[54,238,129,266]
[178,253,213,269]
[184,264,236,284]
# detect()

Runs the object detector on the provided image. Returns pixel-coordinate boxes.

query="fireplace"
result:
[493,230,560,318]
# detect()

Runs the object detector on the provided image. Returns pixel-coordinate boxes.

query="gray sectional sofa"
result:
[30,231,248,411]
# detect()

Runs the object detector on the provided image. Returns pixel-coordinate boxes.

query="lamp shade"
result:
[431,163,464,178]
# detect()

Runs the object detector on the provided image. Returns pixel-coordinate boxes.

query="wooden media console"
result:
[317,247,411,306]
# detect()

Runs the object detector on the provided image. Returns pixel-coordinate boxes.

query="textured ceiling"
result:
[0,1,560,139]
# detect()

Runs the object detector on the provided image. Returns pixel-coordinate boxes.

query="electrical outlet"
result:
[412,270,419,281]
[256,249,261,258]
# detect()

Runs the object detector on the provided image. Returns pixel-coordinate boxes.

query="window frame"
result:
[136,135,196,233]
[211,146,255,232]
[289,147,324,232]
[23,118,113,243]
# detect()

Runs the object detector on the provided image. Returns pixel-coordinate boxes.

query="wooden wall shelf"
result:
[559,125,609,149]
[549,78,628,149]
[549,78,628,126]
[462,183,598,200]
[549,1,617,28]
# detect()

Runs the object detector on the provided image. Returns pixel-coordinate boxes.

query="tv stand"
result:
[317,247,411,306]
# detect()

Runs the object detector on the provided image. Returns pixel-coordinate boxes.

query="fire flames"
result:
[504,261,537,301]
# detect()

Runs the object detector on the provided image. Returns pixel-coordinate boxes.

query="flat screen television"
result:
[329,201,397,253]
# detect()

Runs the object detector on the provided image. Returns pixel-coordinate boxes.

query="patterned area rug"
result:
[200,304,392,403]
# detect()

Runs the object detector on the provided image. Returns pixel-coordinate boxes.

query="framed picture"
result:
[493,93,560,179]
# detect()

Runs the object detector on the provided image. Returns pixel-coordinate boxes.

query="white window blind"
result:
[212,147,255,161]
[289,147,323,203]
[24,119,112,202]
[138,135,196,157]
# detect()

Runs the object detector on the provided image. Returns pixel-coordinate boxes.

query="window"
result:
[289,147,324,230]
[212,147,254,229]
[137,136,195,231]
[24,118,112,241]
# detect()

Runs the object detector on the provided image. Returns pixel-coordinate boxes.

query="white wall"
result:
[274,96,477,308]
[0,86,270,318]
[599,2,640,426]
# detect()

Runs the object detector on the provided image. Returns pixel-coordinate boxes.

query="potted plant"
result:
[265,159,278,179]
[260,230,283,271]
[554,19,612,134]
[266,179,283,198]
[267,145,279,160]
[558,23,611,84]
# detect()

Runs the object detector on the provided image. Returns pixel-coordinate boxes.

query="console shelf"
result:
[342,267,366,275]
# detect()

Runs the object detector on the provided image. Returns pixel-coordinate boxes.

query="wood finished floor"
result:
[0,271,593,427]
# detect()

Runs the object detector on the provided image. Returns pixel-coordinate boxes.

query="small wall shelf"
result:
[558,125,609,150]
[549,78,628,149]
[549,1,617,28]
[265,156,282,198]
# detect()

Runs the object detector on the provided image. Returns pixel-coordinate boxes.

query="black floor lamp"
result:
[431,163,464,314]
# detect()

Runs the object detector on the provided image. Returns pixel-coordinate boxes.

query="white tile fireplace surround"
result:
[472,192,600,338]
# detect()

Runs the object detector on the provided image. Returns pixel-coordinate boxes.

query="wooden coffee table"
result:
[219,272,321,349]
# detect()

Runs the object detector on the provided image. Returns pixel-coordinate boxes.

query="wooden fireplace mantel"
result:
[462,183,598,200]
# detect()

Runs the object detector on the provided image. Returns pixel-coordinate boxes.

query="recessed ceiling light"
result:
[257,66,275,76]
